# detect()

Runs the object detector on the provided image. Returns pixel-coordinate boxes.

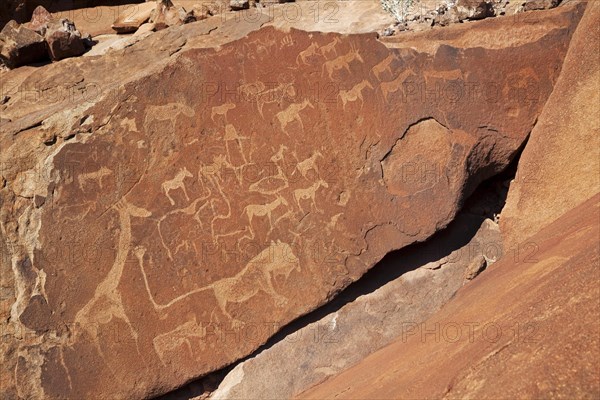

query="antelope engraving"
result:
[276,99,314,134]
[211,102,236,122]
[322,44,364,80]
[371,54,395,81]
[320,37,341,57]
[294,179,329,212]
[296,151,323,179]
[162,167,193,206]
[339,80,374,110]
[243,195,289,234]
[380,68,416,102]
[296,42,319,65]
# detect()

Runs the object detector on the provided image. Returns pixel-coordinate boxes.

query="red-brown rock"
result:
[298,192,600,399]
[501,0,600,253]
[44,18,86,61]
[0,3,587,399]
[0,19,47,68]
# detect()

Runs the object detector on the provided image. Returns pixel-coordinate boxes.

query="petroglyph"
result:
[143,103,195,132]
[134,242,299,322]
[320,37,341,57]
[238,81,266,103]
[243,195,289,235]
[162,168,193,206]
[157,196,212,260]
[322,44,364,80]
[371,54,395,81]
[380,68,416,102]
[294,179,329,213]
[339,80,374,110]
[276,99,314,134]
[296,42,319,65]
[256,83,296,117]
[73,199,151,355]
[211,102,236,123]
[249,145,290,195]
[296,151,323,179]
[77,166,112,191]
[153,318,207,366]
[223,124,250,183]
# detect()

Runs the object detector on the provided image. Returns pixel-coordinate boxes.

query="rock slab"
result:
[0,3,586,399]
[298,193,600,399]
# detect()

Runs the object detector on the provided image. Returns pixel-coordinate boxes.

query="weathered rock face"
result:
[0,20,47,68]
[44,18,86,60]
[298,193,600,399]
[501,0,600,253]
[0,3,585,399]
[111,1,156,34]
[0,0,145,30]
[209,215,502,400]
[153,0,189,31]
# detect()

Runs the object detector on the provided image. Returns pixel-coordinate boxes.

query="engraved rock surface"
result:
[0,3,586,399]
[208,215,502,400]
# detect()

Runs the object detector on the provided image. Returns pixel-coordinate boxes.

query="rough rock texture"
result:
[153,0,189,31]
[0,0,145,30]
[0,3,586,399]
[501,0,600,253]
[298,192,600,399]
[24,5,53,34]
[0,20,47,68]
[209,215,501,400]
[111,1,156,33]
[44,18,87,60]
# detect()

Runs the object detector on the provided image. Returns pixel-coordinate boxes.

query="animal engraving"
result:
[339,80,374,110]
[294,179,329,212]
[322,44,364,80]
[162,167,193,206]
[371,54,394,81]
[380,68,416,102]
[243,195,289,234]
[77,166,112,191]
[211,102,236,123]
[296,151,323,179]
[135,242,300,324]
[74,199,151,356]
[276,99,314,134]
[296,42,320,65]
[144,103,195,132]
[256,83,296,117]
[320,37,341,57]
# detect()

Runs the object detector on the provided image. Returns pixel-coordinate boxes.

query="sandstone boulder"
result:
[112,2,157,33]
[25,5,53,34]
[456,0,495,20]
[0,3,586,399]
[230,0,250,10]
[0,20,47,68]
[298,192,600,400]
[501,0,600,253]
[153,0,190,31]
[44,18,86,61]
[524,0,562,11]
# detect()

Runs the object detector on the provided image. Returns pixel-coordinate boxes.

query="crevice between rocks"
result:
[153,143,525,400]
